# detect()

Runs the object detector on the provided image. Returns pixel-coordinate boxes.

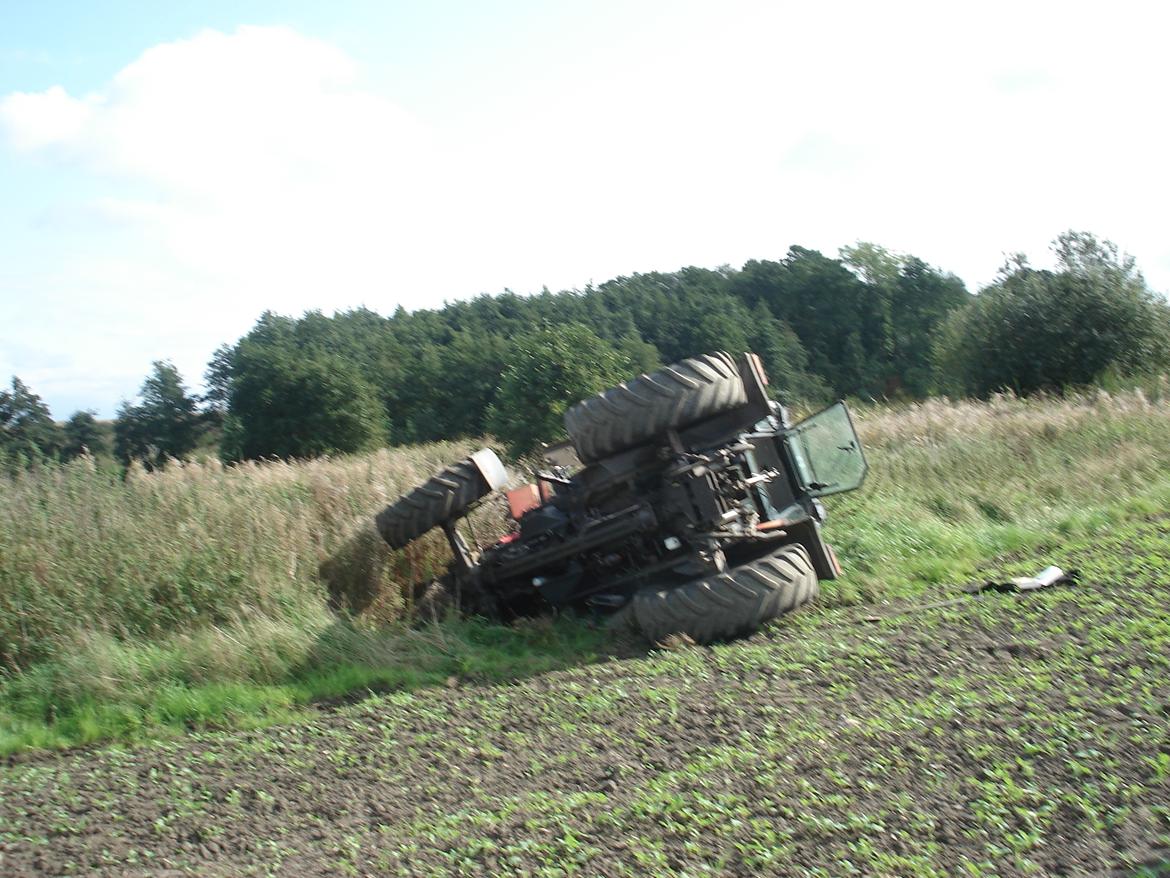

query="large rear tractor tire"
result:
[563,351,748,464]
[633,543,818,645]
[375,449,507,550]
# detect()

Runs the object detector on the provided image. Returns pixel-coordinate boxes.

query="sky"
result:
[2,1,1169,417]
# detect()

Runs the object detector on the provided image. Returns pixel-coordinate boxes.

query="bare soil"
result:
[2,523,1170,877]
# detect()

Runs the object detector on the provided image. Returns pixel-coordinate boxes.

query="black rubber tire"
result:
[633,543,818,645]
[375,457,493,550]
[563,351,748,463]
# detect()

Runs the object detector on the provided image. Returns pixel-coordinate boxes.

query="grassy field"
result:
[3,387,1170,754]
[2,503,1168,875]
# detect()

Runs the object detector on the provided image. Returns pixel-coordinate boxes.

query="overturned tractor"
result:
[376,351,867,643]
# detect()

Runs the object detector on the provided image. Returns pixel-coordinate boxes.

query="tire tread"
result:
[375,457,491,550]
[564,352,748,463]
[633,544,818,644]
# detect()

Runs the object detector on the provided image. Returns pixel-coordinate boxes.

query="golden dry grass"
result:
[5,388,1170,672]
[0,440,496,672]
[4,388,1170,754]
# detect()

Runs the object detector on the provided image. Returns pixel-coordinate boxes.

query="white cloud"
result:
[2,7,1169,416]
[2,26,438,283]
[1,26,452,413]
[0,84,94,151]
[6,27,408,188]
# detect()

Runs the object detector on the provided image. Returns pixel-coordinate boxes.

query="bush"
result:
[934,232,1170,396]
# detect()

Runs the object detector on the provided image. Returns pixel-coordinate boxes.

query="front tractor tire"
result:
[375,449,506,550]
[632,543,819,645]
[563,351,748,464]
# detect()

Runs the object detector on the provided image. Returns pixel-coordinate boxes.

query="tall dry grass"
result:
[4,387,1170,752]
[854,379,1170,447]
[831,383,1170,600]
[0,440,498,673]
[5,389,1170,670]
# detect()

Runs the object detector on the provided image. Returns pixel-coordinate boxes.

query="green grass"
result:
[3,507,1168,874]
[830,388,1170,603]
[3,387,1170,755]
[0,615,610,754]
[358,512,1170,876]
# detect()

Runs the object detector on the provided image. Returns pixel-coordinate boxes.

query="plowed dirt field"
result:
[3,520,1170,877]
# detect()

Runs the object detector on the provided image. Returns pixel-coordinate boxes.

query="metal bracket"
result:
[442,520,478,576]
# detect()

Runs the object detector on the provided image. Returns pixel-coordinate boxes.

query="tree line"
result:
[203,239,971,458]
[4,232,1168,468]
[0,362,215,471]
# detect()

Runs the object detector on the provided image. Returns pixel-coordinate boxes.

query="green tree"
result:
[225,342,387,460]
[887,257,970,395]
[202,344,235,412]
[208,242,977,449]
[0,376,62,464]
[840,243,970,396]
[744,303,830,405]
[934,231,1170,396]
[114,362,201,468]
[485,324,635,456]
[731,249,885,396]
[61,410,107,460]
